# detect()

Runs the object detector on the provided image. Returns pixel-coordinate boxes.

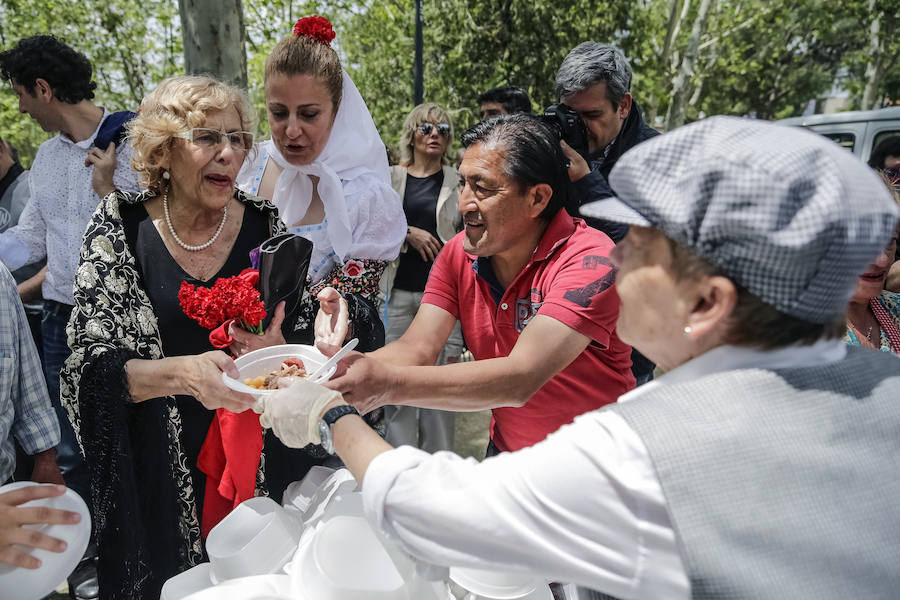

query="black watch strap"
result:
[322,404,359,427]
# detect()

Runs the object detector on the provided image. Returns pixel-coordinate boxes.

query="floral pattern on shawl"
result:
[60,188,283,599]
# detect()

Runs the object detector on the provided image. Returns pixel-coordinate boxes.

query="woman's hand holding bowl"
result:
[180,351,255,412]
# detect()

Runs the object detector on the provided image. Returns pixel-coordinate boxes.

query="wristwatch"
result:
[318,404,360,455]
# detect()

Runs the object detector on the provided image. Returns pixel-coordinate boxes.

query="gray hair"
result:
[555,42,632,108]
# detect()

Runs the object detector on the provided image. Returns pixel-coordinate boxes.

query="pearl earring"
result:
[683,325,693,335]
[162,170,170,180]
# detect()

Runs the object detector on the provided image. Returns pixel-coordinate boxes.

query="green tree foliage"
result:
[0,0,182,166]
[1,0,895,166]
[339,0,634,151]
[841,0,900,110]
[693,0,864,121]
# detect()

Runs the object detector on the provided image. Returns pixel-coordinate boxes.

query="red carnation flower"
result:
[179,281,227,330]
[293,15,336,46]
[178,270,267,345]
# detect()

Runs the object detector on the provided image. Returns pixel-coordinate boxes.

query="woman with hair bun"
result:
[235,15,406,358]
[233,15,405,510]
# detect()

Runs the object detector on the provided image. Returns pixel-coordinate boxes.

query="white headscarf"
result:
[266,71,392,263]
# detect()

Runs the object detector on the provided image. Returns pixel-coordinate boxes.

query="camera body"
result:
[541,104,590,162]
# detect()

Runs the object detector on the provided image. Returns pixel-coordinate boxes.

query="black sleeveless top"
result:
[120,201,269,519]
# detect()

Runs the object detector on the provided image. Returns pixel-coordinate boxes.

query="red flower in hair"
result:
[293,15,336,46]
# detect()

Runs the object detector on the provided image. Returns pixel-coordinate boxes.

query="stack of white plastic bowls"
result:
[449,567,553,600]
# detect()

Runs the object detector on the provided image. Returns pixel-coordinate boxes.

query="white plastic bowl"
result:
[206,496,302,583]
[160,563,214,600]
[0,482,91,600]
[449,567,552,600]
[183,574,293,600]
[222,344,337,399]
[290,515,415,600]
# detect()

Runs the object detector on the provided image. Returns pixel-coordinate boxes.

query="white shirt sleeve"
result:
[342,172,407,261]
[0,173,46,270]
[362,411,690,599]
[113,142,142,193]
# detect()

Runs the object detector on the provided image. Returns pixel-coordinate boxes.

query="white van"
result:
[777,106,900,166]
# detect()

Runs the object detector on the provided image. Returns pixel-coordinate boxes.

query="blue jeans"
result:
[41,300,90,503]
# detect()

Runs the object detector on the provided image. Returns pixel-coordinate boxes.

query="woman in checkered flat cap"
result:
[844,171,900,354]
[249,117,900,600]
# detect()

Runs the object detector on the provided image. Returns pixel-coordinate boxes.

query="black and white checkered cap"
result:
[581,116,900,324]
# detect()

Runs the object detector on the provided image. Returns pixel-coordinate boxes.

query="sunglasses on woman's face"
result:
[418,122,451,137]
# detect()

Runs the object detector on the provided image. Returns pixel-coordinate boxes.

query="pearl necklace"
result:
[163,191,227,252]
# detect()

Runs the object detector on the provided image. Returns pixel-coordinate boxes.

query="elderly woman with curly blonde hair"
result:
[60,75,285,600]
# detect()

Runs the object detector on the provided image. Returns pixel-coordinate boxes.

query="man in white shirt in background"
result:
[0,35,140,600]
[265,117,900,599]
[0,136,45,352]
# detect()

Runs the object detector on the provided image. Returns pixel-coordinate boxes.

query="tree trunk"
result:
[861,0,891,111]
[665,0,716,131]
[178,0,248,89]
[646,0,687,124]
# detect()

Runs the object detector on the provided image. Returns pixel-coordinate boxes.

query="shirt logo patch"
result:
[562,269,617,308]
[515,288,544,332]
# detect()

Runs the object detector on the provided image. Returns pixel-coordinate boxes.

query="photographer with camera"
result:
[553,42,659,243]
[319,114,635,456]
[551,42,660,386]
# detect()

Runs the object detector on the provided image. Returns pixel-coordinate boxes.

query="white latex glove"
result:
[255,377,344,448]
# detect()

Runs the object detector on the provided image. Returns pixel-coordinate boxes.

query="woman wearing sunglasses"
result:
[378,103,463,452]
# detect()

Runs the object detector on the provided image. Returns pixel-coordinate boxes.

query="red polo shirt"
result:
[422,210,635,451]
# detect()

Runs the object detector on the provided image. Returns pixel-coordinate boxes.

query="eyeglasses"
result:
[418,122,451,137]
[174,128,254,154]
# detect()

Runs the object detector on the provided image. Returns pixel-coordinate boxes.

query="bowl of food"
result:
[222,344,337,398]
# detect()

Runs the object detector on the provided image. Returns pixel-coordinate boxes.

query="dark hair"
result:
[477,86,532,114]
[664,237,846,349]
[0,35,96,104]
[868,136,900,169]
[461,114,570,220]
[264,34,342,110]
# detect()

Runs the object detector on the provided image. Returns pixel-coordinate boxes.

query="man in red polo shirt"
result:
[320,114,634,453]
